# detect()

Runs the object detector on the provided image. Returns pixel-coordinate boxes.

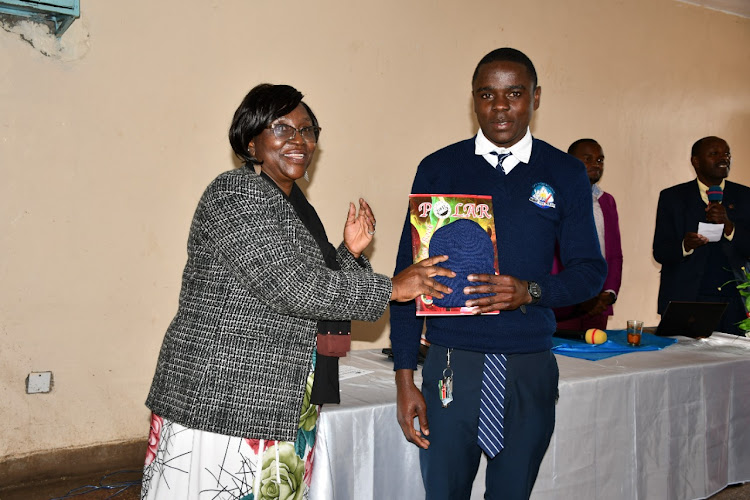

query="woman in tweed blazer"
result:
[141,84,452,499]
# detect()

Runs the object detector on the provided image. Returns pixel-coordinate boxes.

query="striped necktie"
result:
[490,151,512,174]
[477,353,507,458]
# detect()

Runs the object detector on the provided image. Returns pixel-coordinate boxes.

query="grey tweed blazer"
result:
[146,167,392,441]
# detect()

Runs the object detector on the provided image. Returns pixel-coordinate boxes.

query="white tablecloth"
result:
[310,333,750,500]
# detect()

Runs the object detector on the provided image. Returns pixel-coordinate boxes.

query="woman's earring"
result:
[304,170,310,182]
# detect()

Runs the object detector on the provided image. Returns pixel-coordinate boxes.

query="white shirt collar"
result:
[474,127,533,163]
[592,183,604,200]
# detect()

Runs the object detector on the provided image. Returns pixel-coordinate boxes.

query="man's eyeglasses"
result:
[267,124,321,143]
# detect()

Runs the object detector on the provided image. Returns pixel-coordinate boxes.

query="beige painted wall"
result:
[1,0,748,460]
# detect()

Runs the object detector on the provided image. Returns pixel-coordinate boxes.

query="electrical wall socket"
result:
[26,371,53,394]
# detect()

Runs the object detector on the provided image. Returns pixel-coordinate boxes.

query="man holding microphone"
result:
[653,136,750,335]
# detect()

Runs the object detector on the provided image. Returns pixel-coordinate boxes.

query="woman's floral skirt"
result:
[141,369,318,500]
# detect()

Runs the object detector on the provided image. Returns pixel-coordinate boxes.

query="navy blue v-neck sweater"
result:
[390,137,607,369]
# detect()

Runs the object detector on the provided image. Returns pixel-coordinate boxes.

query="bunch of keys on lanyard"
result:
[439,348,454,407]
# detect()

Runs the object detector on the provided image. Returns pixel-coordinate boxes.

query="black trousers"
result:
[419,345,558,500]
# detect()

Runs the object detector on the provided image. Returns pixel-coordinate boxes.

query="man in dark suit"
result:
[653,136,750,335]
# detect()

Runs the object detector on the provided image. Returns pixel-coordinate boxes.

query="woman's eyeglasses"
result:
[267,124,321,143]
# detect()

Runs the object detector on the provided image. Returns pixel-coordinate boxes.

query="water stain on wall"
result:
[0,17,89,61]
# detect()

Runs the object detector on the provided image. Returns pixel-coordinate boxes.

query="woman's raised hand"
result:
[390,255,454,302]
[343,198,376,258]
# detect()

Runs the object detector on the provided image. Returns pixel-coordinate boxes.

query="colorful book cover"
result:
[409,194,499,316]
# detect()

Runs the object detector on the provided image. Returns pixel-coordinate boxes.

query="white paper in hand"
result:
[698,222,724,242]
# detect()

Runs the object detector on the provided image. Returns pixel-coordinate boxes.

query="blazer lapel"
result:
[272,188,325,266]
[685,181,707,231]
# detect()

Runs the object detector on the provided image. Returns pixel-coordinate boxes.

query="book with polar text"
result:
[409,194,499,316]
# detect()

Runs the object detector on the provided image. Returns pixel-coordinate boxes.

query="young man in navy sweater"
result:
[390,48,607,499]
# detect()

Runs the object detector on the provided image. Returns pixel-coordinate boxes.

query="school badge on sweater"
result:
[529,182,556,209]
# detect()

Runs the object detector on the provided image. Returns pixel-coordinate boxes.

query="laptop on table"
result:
[652,301,728,338]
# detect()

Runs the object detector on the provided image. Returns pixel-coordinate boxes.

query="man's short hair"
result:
[568,138,599,155]
[472,48,538,88]
[691,136,722,157]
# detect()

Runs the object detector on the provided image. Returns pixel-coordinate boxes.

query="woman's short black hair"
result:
[229,83,319,165]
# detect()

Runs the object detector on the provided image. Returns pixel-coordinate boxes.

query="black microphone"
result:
[554,328,608,344]
[707,185,723,204]
[553,329,586,341]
